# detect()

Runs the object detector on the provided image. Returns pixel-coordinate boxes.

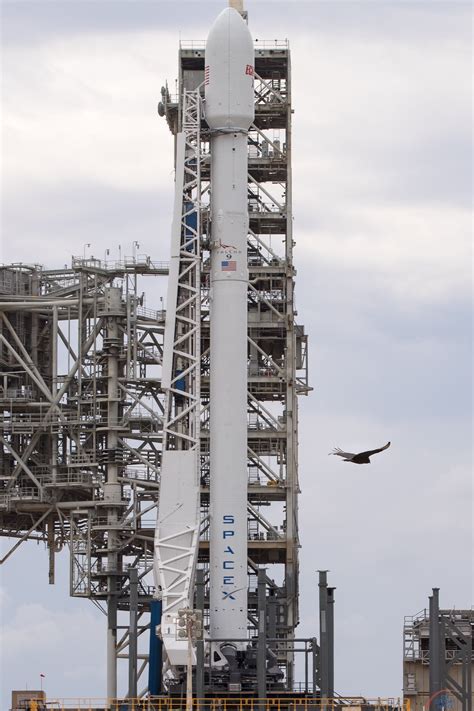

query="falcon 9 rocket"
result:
[205,7,254,643]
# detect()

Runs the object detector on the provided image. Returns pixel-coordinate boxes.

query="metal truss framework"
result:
[403,602,473,711]
[162,89,202,452]
[0,258,167,698]
[1,38,311,699]
[154,88,203,648]
[161,38,311,687]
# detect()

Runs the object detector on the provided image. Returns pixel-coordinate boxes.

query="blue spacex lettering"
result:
[222,514,235,600]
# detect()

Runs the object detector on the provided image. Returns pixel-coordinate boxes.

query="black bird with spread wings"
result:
[329,441,391,464]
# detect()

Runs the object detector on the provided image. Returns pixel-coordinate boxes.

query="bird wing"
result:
[330,447,356,459]
[357,441,391,458]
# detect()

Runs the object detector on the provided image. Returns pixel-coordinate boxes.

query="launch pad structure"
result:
[0,256,168,694]
[3,6,472,711]
[1,7,313,703]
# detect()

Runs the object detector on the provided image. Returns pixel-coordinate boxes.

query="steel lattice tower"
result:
[159,33,310,685]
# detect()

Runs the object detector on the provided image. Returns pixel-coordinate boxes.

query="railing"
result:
[404,609,428,626]
[179,39,289,51]
[404,647,474,663]
[3,412,105,430]
[71,256,169,273]
[9,487,43,501]
[0,387,35,399]
[67,453,96,465]
[32,472,96,486]
[124,407,162,426]
[121,467,160,483]
[39,698,408,711]
[179,40,205,50]
[248,199,285,214]
[199,526,285,544]
[254,39,289,49]
[136,306,165,322]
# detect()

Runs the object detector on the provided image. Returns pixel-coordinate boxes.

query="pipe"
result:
[196,569,205,699]
[327,587,335,698]
[128,567,138,698]
[0,297,100,310]
[257,568,267,700]
[429,588,442,701]
[104,287,123,703]
[148,599,163,695]
[318,571,329,698]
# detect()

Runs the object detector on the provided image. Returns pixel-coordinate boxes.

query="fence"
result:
[35,697,409,711]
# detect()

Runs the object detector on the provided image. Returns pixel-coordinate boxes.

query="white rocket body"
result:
[205,7,254,642]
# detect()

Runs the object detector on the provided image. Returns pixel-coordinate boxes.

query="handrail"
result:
[38,697,409,711]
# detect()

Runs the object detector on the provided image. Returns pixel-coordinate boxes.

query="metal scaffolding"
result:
[160,37,310,688]
[403,589,473,711]
[0,257,167,698]
[1,36,311,700]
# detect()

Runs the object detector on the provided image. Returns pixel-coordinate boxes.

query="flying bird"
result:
[329,441,391,464]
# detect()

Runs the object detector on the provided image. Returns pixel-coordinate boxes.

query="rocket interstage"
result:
[205,7,254,642]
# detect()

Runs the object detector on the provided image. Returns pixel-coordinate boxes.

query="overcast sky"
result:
[1,0,472,706]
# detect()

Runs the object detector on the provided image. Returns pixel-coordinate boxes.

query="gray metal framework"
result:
[160,37,310,687]
[0,258,167,699]
[403,590,473,711]
[0,36,310,701]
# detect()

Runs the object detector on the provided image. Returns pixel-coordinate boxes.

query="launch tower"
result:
[156,4,310,693]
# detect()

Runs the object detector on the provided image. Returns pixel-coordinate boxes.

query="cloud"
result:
[296,203,471,304]
[2,31,176,194]
[1,0,472,702]
[0,1,221,47]
[0,597,106,703]
[296,407,472,695]
[1,182,174,265]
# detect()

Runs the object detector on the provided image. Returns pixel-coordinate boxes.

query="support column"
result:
[107,599,118,704]
[429,588,442,703]
[128,567,138,699]
[311,638,318,699]
[327,586,335,699]
[49,305,59,586]
[196,569,205,700]
[318,571,329,698]
[257,568,267,703]
[104,287,124,704]
[47,514,55,585]
[268,589,277,657]
[149,599,163,696]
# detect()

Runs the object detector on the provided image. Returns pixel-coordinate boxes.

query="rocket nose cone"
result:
[205,4,254,130]
[207,6,251,43]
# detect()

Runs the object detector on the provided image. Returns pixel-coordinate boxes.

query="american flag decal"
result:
[205,65,210,85]
[221,260,237,272]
